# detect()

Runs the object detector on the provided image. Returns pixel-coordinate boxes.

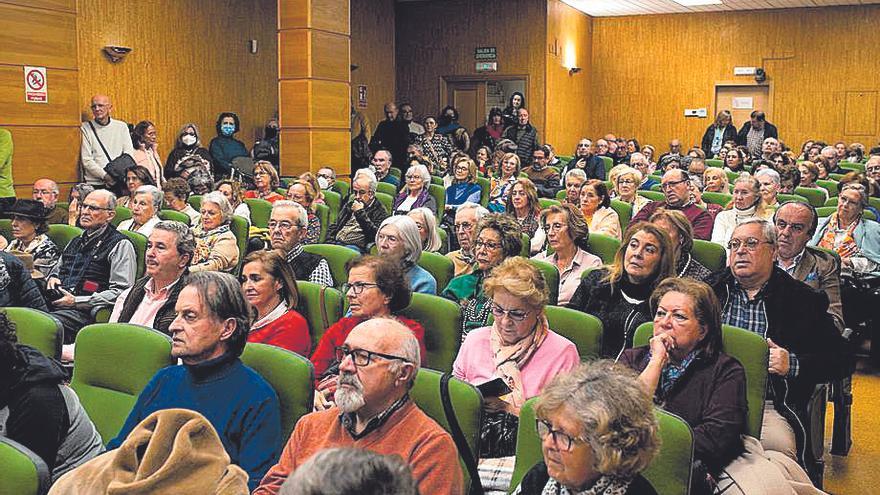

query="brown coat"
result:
[789,246,844,333]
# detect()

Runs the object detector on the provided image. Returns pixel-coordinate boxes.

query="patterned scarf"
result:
[540,475,632,495]
[192,223,231,264]
[489,315,549,408]
[818,211,860,259]
[659,349,701,396]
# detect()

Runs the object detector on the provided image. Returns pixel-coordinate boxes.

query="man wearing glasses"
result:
[268,201,333,287]
[326,169,388,253]
[866,155,880,198]
[446,202,489,277]
[79,94,135,186]
[631,168,715,240]
[255,318,464,495]
[46,190,136,349]
[32,178,67,225]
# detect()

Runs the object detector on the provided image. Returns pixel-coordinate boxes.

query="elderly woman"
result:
[118,165,156,208]
[489,153,520,213]
[512,361,659,495]
[407,207,442,253]
[568,222,676,358]
[216,179,252,224]
[724,148,748,174]
[242,250,310,356]
[376,216,437,295]
[579,179,621,240]
[754,168,781,209]
[560,169,586,208]
[812,181,880,276]
[650,209,713,282]
[67,183,95,226]
[506,178,545,254]
[703,167,730,193]
[641,144,657,170]
[164,122,213,180]
[393,164,436,215]
[443,214,522,337]
[445,156,482,213]
[532,204,602,306]
[711,175,772,251]
[287,179,321,244]
[418,116,455,173]
[245,160,283,203]
[454,257,580,458]
[310,256,427,407]
[190,191,240,273]
[613,166,651,216]
[118,185,162,236]
[5,199,61,277]
[298,172,325,206]
[131,120,164,188]
[162,177,201,225]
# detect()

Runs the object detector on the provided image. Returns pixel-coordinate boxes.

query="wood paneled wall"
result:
[589,6,880,152]
[545,0,591,155]
[351,0,395,130]
[77,0,278,162]
[0,0,79,197]
[395,0,547,134]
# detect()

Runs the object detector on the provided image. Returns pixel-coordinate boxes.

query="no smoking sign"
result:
[24,66,48,103]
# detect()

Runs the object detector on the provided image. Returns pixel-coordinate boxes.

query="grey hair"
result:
[185,271,250,357]
[406,164,431,183]
[456,201,489,220]
[629,152,648,166]
[564,168,587,185]
[840,183,869,207]
[379,318,421,386]
[280,448,418,495]
[201,191,233,223]
[152,220,196,262]
[736,218,777,244]
[135,185,163,210]
[378,215,423,266]
[615,165,643,184]
[408,207,442,252]
[374,149,393,162]
[317,166,337,179]
[353,168,378,193]
[272,200,309,229]
[69,183,95,203]
[85,189,117,210]
[755,168,781,185]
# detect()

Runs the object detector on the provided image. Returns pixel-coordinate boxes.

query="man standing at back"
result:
[736,110,778,160]
[80,94,134,186]
[370,103,409,173]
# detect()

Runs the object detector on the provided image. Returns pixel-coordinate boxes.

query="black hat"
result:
[8,199,49,220]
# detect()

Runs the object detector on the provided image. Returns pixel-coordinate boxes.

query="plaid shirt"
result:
[285,245,334,288]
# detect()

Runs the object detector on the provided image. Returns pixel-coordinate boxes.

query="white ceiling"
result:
[561,0,880,17]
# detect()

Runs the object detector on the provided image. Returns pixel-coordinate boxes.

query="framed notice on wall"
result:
[732,97,753,110]
[357,85,367,109]
[24,66,48,103]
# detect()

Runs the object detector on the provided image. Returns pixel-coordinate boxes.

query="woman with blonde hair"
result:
[613,166,651,216]
[506,178,545,254]
[407,207,443,253]
[532,204,602,305]
[701,109,737,158]
[703,167,730,193]
[711,174,772,251]
[245,161,283,203]
[287,179,321,244]
[489,152,520,212]
[216,179,252,224]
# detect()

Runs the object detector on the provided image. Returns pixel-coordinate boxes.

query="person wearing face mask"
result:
[164,123,213,180]
[208,112,249,179]
[252,118,280,167]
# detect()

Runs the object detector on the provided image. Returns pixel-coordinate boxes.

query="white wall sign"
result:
[732,97,753,109]
[24,66,47,103]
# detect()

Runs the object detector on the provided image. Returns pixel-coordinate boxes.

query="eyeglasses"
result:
[454,222,474,232]
[490,303,530,322]
[267,220,296,231]
[660,179,688,190]
[775,220,806,234]
[81,203,112,212]
[866,166,880,173]
[543,222,568,233]
[536,419,584,452]
[342,281,379,295]
[352,188,371,197]
[617,178,636,185]
[317,173,334,179]
[727,237,773,252]
[474,239,502,251]
[335,345,411,367]
[405,174,421,181]
[376,232,400,244]
[254,171,270,177]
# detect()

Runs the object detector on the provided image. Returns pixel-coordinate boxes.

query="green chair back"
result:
[438,228,449,254]
[69,323,175,442]
[240,343,314,440]
[839,162,865,173]
[398,293,462,372]
[638,190,665,202]
[825,197,838,207]
[428,183,446,213]
[323,189,342,226]
[375,192,393,214]
[527,259,559,306]
[6,307,63,360]
[587,233,620,264]
[244,198,273,229]
[331,180,350,199]
[538,198,560,210]
[642,409,695,495]
[477,176,491,207]
[725,170,740,183]
[410,369,483,493]
[376,181,397,197]
[610,199,633,232]
[302,244,360,290]
[650,183,662,192]
[520,233,531,257]
[509,398,542,493]
[601,156,613,175]
[703,191,732,207]
[634,323,768,438]
[389,167,402,179]
[795,187,827,207]
[119,229,147,279]
[0,219,10,241]
[229,215,250,277]
[816,206,875,221]
[418,251,455,294]
[431,175,444,186]
[777,193,809,205]
[816,179,838,197]
[691,239,727,272]
[555,189,567,202]
[315,203,330,243]
[111,206,132,227]
[544,305,602,359]
[0,437,49,495]
[188,194,202,211]
[47,224,83,251]
[705,159,723,168]
[295,281,344,348]
[157,209,191,225]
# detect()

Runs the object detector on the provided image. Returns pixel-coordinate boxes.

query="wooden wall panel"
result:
[0,0,75,12]
[545,0,592,155]
[0,3,78,69]
[7,126,80,183]
[396,0,547,134]
[280,129,349,175]
[350,0,395,128]
[279,79,348,128]
[77,0,278,154]
[278,0,349,33]
[0,67,80,126]
[590,6,880,151]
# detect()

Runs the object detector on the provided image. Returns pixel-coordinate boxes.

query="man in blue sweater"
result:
[107,271,281,491]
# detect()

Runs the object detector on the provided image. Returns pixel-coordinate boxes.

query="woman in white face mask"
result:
[165,122,213,181]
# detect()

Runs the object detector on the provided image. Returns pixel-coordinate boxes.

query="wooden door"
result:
[715,85,770,129]
[447,82,486,134]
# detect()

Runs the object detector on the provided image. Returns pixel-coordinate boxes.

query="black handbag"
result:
[87,121,136,188]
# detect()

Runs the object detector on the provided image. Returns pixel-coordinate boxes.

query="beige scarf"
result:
[489,315,549,408]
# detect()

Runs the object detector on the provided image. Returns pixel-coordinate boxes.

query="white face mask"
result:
[181,135,197,146]
[317,177,330,190]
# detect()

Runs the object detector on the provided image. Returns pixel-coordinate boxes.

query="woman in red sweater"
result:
[242,249,310,356]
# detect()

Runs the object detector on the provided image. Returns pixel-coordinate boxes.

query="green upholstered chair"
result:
[816,180,838,197]
[47,224,83,251]
[302,244,360,290]
[322,189,342,227]
[650,183,662,192]
[418,251,455,294]
[692,239,727,272]
[315,203,330,243]
[600,156,613,175]
[69,323,175,443]
[477,176,491,207]
[428,183,446,213]
[431,175,444,186]
[642,409,695,495]
[610,199,633,232]
[544,305,602,359]
[157,209,190,225]
[586,233,620,265]
[839,162,865,173]
[725,170,740,183]
[520,233,531,257]
[777,193,809,205]
[555,188,567,202]
[5,307,63,360]
[634,323,769,438]
[0,219,11,242]
[527,258,559,306]
[229,215,250,277]
[331,180,350,199]
[705,159,723,168]
[376,181,397,197]
[244,198,273,229]
[509,398,542,493]
[410,369,483,493]
[703,191,732,207]
[389,167,401,179]
[398,293,462,372]
[295,281,344,348]
[538,198,560,210]
[240,343,314,440]
[111,206,132,227]
[187,194,202,212]
[816,206,876,221]
[638,190,665,202]
[119,229,147,279]
[375,192,393,214]
[0,437,50,495]
[438,228,449,254]
[795,187,827,207]
[824,197,838,207]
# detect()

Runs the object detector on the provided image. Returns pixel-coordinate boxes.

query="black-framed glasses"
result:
[80,203,112,212]
[335,345,411,367]
[728,237,772,252]
[660,179,688,190]
[536,418,584,452]
[342,282,379,295]
[490,303,530,322]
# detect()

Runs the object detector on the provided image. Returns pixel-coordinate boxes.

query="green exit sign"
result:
[476,62,497,72]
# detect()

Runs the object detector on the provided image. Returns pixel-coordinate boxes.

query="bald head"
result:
[33,178,59,208]
[90,94,112,124]
[384,103,398,121]
[350,318,421,373]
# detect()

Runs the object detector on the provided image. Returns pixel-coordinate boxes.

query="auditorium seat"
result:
[477,176,491,207]
[375,191,393,214]
[418,250,455,293]
[47,224,83,251]
[302,244,359,290]
[638,190,665,202]
[157,209,190,225]
[527,258,559,306]
[376,181,397,197]
[0,437,50,495]
[816,179,838,197]
[322,189,341,226]
[692,239,727,272]
[795,187,827,207]
[295,281,344,348]
[119,229,147,279]
[398,293,462,372]
[586,232,620,264]
[428,183,446,213]
[6,307,63,360]
[706,159,724,168]
[229,214,250,277]
[544,305,602,359]
[703,191,732,207]
[331,180,349,199]
[111,206,132,227]
[537,198,560,210]
[610,199,633,232]
[187,194,202,212]
[244,198,272,229]
[315,203,330,243]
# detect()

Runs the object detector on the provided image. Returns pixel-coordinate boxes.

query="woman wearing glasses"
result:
[811,179,880,276]
[453,257,579,458]
[392,164,437,215]
[711,175,772,253]
[375,216,436,295]
[579,179,621,240]
[310,256,427,407]
[189,191,239,273]
[612,166,651,217]
[244,161,283,203]
[511,360,658,495]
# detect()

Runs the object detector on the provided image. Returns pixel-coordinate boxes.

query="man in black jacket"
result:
[736,110,779,159]
[327,170,388,253]
[502,108,540,165]
[369,103,409,173]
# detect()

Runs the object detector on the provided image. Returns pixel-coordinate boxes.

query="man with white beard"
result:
[254,319,464,495]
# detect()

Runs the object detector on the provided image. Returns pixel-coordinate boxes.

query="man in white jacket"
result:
[80,94,134,186]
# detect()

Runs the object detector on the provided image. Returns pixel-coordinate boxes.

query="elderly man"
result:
[33,178,66,224]
[48,190,136,343]
[631,169,714,239]
[400,103,424,139]
[80,94,135,186]
[709,219,849,477]
[630,153,657,190]
[107,271,281,491]
[562,169,587,207]
[254,318,464,495]
[109,221,193,335]
[369,102,409,172]
[760,137,780,161]
[316,167,337,191]
[866,155,880,198]
[372,150,399,188]
[524,146,560,198]
[447,202,489,277]
[820,145,845,174]
[117,185,162,236]
[502,108,540,165]
[736,110,778,159]
[326,169,388,252]
[269,200,334,287]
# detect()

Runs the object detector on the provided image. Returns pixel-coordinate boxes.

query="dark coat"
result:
[0,252,47,311]
[326,197,389,251]
[503,123,540,165]
[735,121,779,147]
[700,123,738,158]
[515,462,657,495]
[564,155,606,181]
